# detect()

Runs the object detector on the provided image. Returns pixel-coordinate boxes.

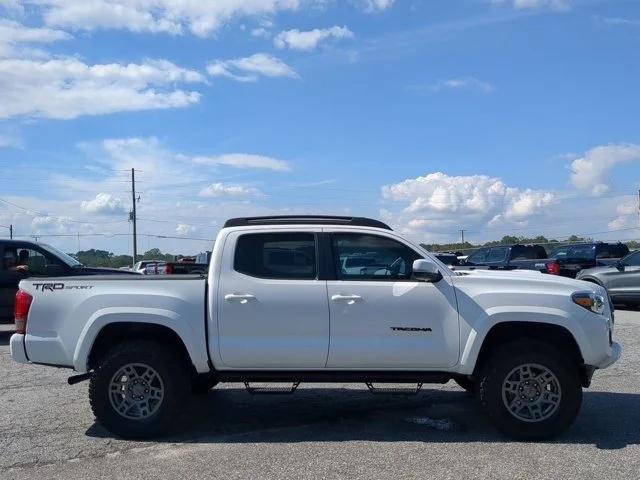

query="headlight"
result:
[572,292,606,315]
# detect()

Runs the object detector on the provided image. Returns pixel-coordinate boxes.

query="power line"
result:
[12,232,214,241]
[0,198,127,225]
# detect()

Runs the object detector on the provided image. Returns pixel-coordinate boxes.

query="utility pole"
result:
[9,224,12,239]
[460,229,465,246]
[130,168,138,267]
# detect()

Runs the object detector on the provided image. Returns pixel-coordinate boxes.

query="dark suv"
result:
[0,239,136,323]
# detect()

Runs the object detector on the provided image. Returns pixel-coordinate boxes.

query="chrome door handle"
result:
[224,293,256,303]
[331,294,362,305]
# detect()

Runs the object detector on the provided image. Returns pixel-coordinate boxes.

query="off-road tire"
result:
[477,340,582,441]
[89,340,189,439]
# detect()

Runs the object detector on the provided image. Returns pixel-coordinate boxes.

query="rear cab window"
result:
[234,232,317,280]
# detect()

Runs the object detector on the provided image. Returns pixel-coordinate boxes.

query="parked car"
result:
[577,250,640,307]
[546,242,630,278]
[0,239,137,323]
[132,260,166,274]
[163,258,208,275]
[457,244,550,272]
[434,252,460,266]
[10,216,619,441]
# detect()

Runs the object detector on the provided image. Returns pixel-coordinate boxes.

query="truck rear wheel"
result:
[89,340,188,439]
[478,340,582,440]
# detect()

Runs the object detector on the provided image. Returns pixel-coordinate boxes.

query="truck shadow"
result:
[0,330,11,346]
[85,387,640,450]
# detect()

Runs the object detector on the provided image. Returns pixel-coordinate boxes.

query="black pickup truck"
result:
[455,242,630,278]
[456,244,550,272]
[545,242,630,278]
[0,239,136,323]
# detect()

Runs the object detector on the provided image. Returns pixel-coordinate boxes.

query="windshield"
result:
[548,244,595,261]
[39,243,83,267]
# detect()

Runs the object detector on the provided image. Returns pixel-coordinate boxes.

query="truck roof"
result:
[223,216,392,230]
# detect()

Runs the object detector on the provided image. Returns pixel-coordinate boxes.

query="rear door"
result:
[216,229,330,369]
[325,231,459,369]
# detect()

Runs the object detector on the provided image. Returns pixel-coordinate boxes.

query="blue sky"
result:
[0,0,639,255]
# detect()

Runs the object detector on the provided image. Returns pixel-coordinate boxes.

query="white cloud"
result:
[26,0,306,37]
[0,58,203,120]
[493,0,571,11]
[608,200,638,230]
[361,0,395,13]
[193,153,292,171]
[274,26,354,51]
[382,172,555,235]
[0,19,71,58]
[207,53,298,82]
[175,223,196,236]
[85,137,292,173]
[81,193,127,215]
[425,77,494,93]
[600,17,640,28]
[199,182,263,198]
[569,144,640,196]
[251,27,272,38]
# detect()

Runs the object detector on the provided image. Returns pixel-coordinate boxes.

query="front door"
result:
[217,230,330,369]
[607,251,640,303]
[326,232,460,369]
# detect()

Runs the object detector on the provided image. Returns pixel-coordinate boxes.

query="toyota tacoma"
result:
[9,216,621,440]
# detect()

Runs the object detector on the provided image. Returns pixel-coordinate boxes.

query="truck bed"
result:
[17,275,209,373]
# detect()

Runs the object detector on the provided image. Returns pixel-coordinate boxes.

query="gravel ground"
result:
[0,310,638,480]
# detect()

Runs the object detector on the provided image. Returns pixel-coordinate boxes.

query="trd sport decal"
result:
[33,283,94,292]
[390,327,432,332]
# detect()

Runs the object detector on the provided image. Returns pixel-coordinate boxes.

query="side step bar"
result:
[244,382,300,395]
[365,383,424,395]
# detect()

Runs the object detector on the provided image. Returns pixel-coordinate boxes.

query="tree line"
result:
[72,248,189,268]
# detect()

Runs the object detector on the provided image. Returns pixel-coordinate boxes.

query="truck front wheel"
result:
[89,340,189,439]
[478,340,582,440]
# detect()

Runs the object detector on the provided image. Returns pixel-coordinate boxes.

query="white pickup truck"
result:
[10,216,621,440]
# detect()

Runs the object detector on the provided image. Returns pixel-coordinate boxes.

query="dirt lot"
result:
[1,310,639,480]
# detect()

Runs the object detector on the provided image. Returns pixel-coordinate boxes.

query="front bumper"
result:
[10,334,29,364]
[596,341,622,369]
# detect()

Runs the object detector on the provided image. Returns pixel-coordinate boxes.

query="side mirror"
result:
[412,259,443,283]
[616,261,626,271]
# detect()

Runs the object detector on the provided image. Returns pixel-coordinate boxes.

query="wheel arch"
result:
[86,322,195,375]
[72,308,210,374]
[472,322,584,376]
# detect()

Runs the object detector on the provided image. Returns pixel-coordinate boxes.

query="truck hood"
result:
[452,267,601,294]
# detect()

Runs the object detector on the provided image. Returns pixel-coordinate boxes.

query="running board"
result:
[365,383,424,395]
[244,382,301,395]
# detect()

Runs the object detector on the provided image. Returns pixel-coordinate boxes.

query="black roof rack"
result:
[223,216,392,230]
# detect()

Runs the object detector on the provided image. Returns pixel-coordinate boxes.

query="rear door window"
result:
[234,233,317,280]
